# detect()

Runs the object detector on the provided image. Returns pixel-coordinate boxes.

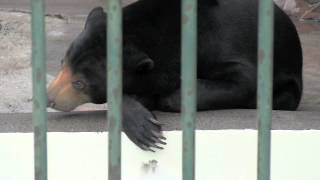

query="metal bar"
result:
[106,0,123,179]
[181,0,197,179]
[257,0,274,179]
[31,0,48,180]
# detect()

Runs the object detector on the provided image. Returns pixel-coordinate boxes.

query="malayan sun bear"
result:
[47,0,303,151]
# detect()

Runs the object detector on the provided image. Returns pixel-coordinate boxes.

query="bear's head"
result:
[47,7,154,111]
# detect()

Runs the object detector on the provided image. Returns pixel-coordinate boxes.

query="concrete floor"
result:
[1,110,320,132]
[295,22,320,111]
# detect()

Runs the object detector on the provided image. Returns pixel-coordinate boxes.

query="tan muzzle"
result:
[47,66,90,112]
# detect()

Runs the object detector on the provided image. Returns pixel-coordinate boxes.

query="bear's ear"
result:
[135,58,154,73]
[85,7,106,30]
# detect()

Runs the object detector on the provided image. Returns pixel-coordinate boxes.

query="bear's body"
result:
[47,0,303,150]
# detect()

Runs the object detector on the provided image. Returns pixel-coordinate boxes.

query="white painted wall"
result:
[0,130,320,180]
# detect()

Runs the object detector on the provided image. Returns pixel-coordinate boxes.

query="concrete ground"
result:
[1,110,320,132]
[0,0,319,129]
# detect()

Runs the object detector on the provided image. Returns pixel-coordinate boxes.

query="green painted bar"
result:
[181,0,197,179]
[257,0,274,179]
[106,0,123,180]
[31,0,48,180]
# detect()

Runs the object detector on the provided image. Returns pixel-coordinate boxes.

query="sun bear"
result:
[47,0,303,151]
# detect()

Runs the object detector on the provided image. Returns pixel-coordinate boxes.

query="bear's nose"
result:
[47,98,56,108]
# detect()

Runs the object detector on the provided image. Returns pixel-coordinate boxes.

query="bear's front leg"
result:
[158,76,256,111]
[122,95,166,152]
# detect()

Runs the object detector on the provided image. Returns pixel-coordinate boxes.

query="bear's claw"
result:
[149,118,163,125]
[122,96,166,151]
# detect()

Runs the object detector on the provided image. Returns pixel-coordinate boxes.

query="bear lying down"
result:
[47,0,303,151]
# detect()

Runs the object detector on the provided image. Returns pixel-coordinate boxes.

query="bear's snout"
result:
[47,65,91,112]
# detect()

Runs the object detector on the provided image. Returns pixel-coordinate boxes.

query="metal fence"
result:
[31,0,274,179]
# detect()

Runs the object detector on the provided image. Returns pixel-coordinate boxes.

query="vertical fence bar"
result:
[181,0,197,179]
[257,0,274,179]
[31,0,48,180]
[107,0,122,180]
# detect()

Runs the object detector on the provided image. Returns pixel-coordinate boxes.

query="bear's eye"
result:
[72,80,85,90]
